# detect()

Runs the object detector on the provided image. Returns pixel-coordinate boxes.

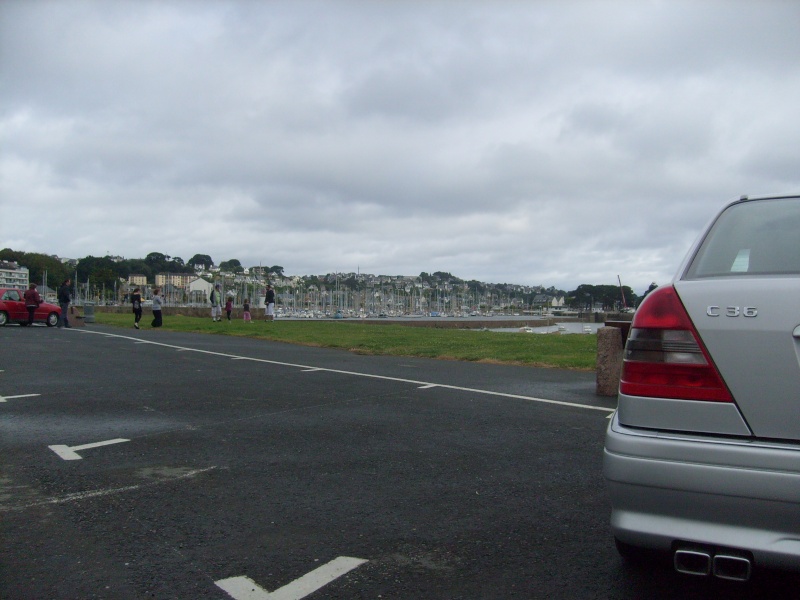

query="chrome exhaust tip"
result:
[713,554,752,582]
[674,549,711,576]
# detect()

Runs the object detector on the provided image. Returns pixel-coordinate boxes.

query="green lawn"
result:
[96,313,597,370]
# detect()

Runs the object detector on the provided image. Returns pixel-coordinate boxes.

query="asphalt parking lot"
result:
[2,325,798,599]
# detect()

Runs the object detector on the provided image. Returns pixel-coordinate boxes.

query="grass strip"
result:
[96,313,597,370]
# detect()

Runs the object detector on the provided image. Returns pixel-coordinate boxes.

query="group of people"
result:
[127,283,276,328]
[22,278,81,328]
[208,283,275,323]
[129,287,162,329]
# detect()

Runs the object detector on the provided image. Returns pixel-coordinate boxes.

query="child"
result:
[225,297,233,321]
[243,298,251,323]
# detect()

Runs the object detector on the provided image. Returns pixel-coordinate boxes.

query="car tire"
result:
[0,311,8,326]
[46,312,59,327]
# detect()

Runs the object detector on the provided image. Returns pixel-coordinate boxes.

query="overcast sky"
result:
[2,1,799,293]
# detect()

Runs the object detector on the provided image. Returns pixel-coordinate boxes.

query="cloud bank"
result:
[2,0,799,293]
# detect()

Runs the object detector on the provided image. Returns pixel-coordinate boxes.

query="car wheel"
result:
[46,312,59,327]
[0,311,8,326]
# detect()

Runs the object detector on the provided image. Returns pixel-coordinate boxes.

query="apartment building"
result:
[0,261,29,290]
[155,272,194,288]
[128,274,147,286]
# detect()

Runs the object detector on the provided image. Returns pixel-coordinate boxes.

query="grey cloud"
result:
[2,0,800,294]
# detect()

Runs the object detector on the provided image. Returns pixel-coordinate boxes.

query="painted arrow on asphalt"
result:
[49,438,130,461]
[216,556,368,600]
[0,393,40,403]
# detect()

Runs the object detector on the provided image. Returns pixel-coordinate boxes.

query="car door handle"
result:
[794,325,800,339]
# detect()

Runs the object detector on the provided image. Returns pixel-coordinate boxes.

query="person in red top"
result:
[23,283,42,326]
[225,297,233,321]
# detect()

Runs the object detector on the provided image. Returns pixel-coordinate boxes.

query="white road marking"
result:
[216,556,368,600]
[49,438,130,460]
[0,393,40,403]
[418,384,438,389]
[73,329,615,413]
[216,577,271,600]
[0,467,217,512]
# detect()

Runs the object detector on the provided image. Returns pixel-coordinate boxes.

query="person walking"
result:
[23,283,42,326]
[210,284,222,322]
[243,298,251,323]
[265,285,275,321]
[151,288,163,328]
[225,296,233,322]
[131,287,143,329]
[57,278,72,328]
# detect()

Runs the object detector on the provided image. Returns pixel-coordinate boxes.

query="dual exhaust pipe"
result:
[674,546,752,582]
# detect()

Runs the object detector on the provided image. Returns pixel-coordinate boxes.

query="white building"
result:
[0,262,29,290]
[187,277,214,304]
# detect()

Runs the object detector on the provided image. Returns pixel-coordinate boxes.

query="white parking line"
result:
[73,329,615,414]
[0,393,40,403]
[0,467,217,512]
[216,556,368,600]
[49,438,130,460]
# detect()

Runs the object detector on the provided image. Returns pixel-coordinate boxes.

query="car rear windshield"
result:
[684,197,800,279]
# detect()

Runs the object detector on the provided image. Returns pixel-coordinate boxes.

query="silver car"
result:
[604,194,800,582]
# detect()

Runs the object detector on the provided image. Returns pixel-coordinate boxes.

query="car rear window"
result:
[684,197,800,279]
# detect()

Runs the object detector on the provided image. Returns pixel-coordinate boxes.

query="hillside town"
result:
[1,250,640,317]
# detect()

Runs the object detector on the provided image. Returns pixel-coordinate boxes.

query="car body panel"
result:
[0,288,62,326]
[616,393,752,436]
[675,278,800,441]
[605,413,800,571]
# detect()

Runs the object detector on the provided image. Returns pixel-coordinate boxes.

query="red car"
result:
[0,287,61,326]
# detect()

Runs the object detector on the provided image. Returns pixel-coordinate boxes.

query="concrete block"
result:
[596,326,623,396]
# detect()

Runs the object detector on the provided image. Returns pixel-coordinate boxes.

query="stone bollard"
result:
[67,305,86,327]
[596,326,623,396]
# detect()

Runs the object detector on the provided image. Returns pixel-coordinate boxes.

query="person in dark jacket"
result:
[57,279,72,328]
[131,287,142,329]
[23,283,42,326]
[265,285,275,321]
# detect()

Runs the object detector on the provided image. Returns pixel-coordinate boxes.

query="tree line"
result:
[1,249,218,290]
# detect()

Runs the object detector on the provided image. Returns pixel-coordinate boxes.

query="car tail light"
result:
[620,285,732,402]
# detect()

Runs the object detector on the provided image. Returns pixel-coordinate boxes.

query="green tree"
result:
[219,259,243,273]
[0,249,71,288]
[188,254,214,270]
[76,255,120,284]
[145,252,168,265]
[567,283,639,310]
